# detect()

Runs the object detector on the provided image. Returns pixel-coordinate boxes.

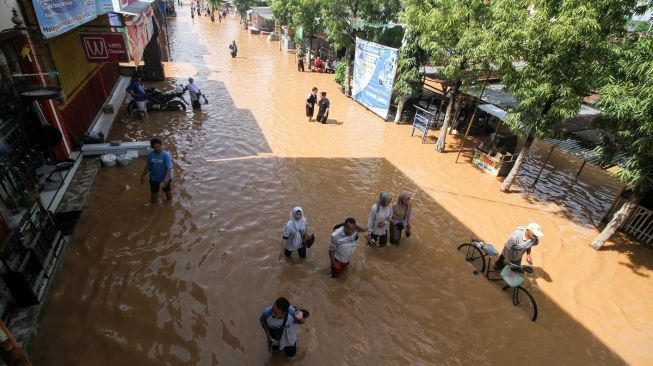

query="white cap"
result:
[526,223,544,238]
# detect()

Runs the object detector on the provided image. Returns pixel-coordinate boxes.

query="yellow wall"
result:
[47,16,112,97]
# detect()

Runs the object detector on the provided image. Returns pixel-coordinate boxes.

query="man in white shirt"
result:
[328,218,368,278]
[186,78,202,109]
[494,223,544,271]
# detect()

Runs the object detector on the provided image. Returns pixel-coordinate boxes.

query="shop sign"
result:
[80,33,129,63]
[31,0,98,39]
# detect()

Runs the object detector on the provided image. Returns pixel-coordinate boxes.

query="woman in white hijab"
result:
[279,207,315,260]
[366,192,393,246]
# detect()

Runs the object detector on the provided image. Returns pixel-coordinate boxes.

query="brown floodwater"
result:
[30,8,653,366]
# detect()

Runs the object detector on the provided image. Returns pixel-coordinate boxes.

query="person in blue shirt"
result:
[259,297,307,357]
[140,138,173,203]
[125,74,147,119]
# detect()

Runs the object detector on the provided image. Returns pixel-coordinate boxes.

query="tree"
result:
[270,0,323,64]
[590,33,653,249]
[233,0,253,28]
[321,0,401,95]
[392,28,427,123]
[291,0,324,66]
[491,0,641,193]
[270,0,292,25]
[404,0,489,152]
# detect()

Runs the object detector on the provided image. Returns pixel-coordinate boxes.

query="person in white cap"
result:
[493,223,544,271]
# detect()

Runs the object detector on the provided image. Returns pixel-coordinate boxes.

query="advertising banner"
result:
[80,33,129,62]
[352,37,398,119]
[31,0,98,39]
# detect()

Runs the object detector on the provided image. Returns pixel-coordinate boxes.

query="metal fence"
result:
[622,205,653,245]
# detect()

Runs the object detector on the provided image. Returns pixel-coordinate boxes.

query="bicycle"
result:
[458,238,538,321]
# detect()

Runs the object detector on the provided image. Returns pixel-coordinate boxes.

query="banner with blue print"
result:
[32,0,99,38]
[352,37,398,119]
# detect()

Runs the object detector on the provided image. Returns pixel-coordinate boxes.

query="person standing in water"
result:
[366,192,393,246]
[306,87,318,121]
[297,49,305,72]
[316,92,330,124]
[186,78,202,109]
[140,138,173,203]
[329,218,368,278]
[259,297,307,357]
[278,207,315,260]
[229,41,238,58]
[390,192,412,244]
[493,223,544,271]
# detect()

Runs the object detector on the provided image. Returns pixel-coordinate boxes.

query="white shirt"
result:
[329,227,358,263]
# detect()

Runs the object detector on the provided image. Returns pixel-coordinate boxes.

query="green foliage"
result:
[271,0,323,40]
[403,0,490,85]
[291,0,323,40]
[334,60,346,88]
[232,0,253,16]
[270,0,293,25]
[594,35,653,194]
[321,0,402,49]
[393,29,427,102]
[489,0,641,137]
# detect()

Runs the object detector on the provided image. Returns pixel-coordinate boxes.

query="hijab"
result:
[376,192,392,212]
[392,192,411,219]
[287,207,307,248]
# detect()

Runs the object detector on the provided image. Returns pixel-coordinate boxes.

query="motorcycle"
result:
[127,84,188,113]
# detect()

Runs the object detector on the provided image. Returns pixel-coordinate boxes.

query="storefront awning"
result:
[478,103,508,121]
[116,0,156,16]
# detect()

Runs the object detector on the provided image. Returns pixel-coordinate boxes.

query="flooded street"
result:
[30,9,653,366]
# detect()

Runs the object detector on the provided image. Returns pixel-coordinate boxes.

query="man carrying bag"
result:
[259,297,308,357]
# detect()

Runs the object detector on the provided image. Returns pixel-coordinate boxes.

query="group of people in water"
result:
[305,87,330,124]
[189,0,227,22]
[263,192,412,357]
[279,192,413,275]
[264,191,545,358]
[296,50,337,73]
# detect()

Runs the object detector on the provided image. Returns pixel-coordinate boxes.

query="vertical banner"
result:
[31,0,98,38]
[352,37,398,119]
[124,6,154,66]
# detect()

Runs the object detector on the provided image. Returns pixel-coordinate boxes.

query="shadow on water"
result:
[30,155,629,365]
[599,232,652,278]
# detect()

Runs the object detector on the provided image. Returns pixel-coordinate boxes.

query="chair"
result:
[411,105,438,143]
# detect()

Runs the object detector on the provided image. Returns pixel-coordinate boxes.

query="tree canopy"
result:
[490,0,641,191]
[594,34,653,195]
[403,0,490,151]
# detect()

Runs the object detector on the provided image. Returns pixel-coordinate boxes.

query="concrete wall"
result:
[0,0,22,32]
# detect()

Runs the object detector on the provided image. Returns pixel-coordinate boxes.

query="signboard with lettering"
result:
[80,33,129,63]
[32,0,98,39]
[352,37,398,119]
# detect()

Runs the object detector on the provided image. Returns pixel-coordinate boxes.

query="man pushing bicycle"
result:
[494,223,544,271]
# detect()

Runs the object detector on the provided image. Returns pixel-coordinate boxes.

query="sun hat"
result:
[526,223,544,237]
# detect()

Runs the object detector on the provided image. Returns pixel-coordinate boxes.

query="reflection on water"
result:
[517,140,624,227]
[28,6,652,366]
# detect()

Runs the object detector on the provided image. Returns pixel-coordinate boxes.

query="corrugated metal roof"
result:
[543,138,626,168]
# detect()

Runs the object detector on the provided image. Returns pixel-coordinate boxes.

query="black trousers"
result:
[284,247,307,258]
[298,60,304,72]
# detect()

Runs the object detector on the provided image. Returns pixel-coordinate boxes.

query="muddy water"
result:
[30,7,653,366]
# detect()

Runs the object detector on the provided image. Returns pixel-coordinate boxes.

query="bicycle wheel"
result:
[512,286,538,321]
[457,243,485,274]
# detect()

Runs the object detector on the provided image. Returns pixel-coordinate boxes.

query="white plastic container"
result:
[100,154,117,167]
[116,154,132,166]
